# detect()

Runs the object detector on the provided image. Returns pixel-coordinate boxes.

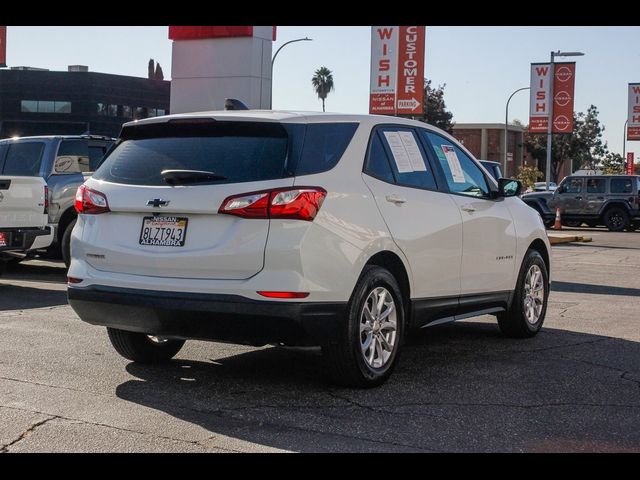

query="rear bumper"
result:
[68,285,347,346]
[0,226,52,253]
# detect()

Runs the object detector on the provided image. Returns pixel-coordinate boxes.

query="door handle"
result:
[385,194,407,204]
[461,204,476,213]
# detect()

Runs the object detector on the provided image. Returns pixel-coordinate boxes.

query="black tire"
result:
[107,327,185,363]
[322,266,404,388]
[497,249,549,339]
[586,222,598,228]
[603,207,629,232]
[61,218,76,268]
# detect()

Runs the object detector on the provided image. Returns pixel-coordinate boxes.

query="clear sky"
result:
[4,26,640,154]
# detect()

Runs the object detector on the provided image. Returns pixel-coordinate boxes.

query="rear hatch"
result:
[84,120,295,280]
[0,176,47,228]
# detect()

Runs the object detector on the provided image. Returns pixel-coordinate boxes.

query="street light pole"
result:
[544,51,556,191]
[623,119,628,159]
[269,37,312,109]
[544,50,584,190]
[505,87,530,177]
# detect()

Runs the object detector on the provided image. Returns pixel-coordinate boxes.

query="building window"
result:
[21,100,72,114]
[147,108,167,118]
[56,101,71,113]
[20,100,38,112]
[97,103,118,116]
[134,107,147,120]
[122,105,132,118]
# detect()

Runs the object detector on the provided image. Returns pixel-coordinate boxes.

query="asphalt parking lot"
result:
[1,227,639,452]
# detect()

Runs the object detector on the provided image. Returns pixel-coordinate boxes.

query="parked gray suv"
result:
[524,175,640,232]
[0,135,115,265]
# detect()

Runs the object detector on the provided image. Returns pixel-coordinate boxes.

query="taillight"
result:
[218,191,270,218]
[43,185,49,214]
[219,187,327,221]
[75,185,110,214]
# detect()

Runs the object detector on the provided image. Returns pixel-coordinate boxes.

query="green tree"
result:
[417,79,454,133]
[154,63,164,81]
[311,67,334,112]
[572,105,608,171]
[601,152,625,174]
[515,165,544,190]
[523,105,608,183]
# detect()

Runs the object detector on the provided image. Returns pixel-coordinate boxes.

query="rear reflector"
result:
[67,277,83,284]
[257,291,310,299]
[219,187,326,221]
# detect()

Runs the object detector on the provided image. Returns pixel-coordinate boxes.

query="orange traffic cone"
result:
[554,208,562,230]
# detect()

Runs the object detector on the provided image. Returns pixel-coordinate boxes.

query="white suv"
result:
[68,111,551,388]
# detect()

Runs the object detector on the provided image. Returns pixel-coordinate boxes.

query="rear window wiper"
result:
[161,169,228,186]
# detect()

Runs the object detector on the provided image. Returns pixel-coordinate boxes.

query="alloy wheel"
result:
[359,287,397,369]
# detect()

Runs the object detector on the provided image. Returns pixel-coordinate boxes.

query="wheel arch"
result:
[363,250,411,319]
[527,238,550,277]
[599,200,632,217]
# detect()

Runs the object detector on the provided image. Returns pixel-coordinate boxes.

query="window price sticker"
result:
[383,131,427,173]
[441,145,466,183]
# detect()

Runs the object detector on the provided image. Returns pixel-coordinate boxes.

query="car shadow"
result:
[0,283,68,311]
[0,260,68,311]
[115,321,640,452]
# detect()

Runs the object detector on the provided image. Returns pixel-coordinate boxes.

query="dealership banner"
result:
[529,63,551,132]
[370,26,425,116]
[627,153,635,175]
[628,83,640,141]
[0,26,6,68]
[552,63,575,133]
[529,62,576,134]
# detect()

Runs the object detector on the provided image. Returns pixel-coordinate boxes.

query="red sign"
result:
[552,63,575,133]
[396,26,425,115]
[370,26,425,116]
[627,152,635,175]
[0,26,6,68]
[529,62,576,133]
[168,26,276,41]
[628,84,640,141]
[0,232,6,247]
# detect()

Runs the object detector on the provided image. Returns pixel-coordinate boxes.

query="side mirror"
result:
[498,178,522,197]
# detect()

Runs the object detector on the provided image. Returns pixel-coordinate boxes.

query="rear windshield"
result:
[1,142,45,176]
[93,121,359,186]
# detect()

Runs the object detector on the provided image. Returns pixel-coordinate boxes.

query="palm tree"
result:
[311,67,335,112]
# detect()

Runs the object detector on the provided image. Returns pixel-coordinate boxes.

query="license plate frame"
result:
[139,216,188,247]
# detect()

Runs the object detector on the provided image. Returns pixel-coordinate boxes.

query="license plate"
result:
[139,216,188,247]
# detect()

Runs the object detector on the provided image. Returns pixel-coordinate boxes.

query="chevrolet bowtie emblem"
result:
[147,199,169,208]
